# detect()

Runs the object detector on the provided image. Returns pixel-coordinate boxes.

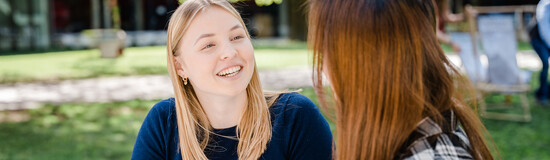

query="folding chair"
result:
[462,14,532,122]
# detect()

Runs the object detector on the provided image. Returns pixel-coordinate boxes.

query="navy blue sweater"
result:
[131,92,333,160]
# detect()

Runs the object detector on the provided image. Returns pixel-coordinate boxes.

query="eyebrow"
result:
[193,33,214,46]
[229,24,241,31]
[193,25,243,46]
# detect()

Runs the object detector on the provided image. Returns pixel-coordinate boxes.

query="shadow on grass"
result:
[0,72,34,84]
[0,100,158,160]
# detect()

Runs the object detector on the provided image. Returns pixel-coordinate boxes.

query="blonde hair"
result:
[166,0,279,159]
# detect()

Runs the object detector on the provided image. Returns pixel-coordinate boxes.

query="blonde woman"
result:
[131,0,332,159]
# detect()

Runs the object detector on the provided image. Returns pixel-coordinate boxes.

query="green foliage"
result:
[253,0,282,6]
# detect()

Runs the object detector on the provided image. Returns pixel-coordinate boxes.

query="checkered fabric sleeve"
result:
[397,110,474,160]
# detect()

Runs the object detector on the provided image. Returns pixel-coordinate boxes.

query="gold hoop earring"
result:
[183,77,188,85]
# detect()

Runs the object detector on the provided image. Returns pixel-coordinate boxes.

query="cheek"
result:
[245,49,254,65]
[183,55,214,78]
[240,41,255,64]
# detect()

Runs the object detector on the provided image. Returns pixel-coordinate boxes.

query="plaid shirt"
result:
[396,110,474,160]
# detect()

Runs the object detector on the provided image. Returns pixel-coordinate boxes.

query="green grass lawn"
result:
[0,40,532,84]
[0,86,548,159]
[483,107,550,159]
[0,45,309,84]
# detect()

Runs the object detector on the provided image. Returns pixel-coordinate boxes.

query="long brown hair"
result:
[167,0,279,159]
[308,0,494,159]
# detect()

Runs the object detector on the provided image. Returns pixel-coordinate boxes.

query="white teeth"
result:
[217,66,242,77]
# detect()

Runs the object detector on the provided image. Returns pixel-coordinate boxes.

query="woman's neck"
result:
[195,90,247,129]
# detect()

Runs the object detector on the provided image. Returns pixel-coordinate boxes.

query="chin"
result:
[219,86,248,97]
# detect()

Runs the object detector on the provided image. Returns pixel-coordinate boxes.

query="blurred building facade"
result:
[0,0,309,52]
[0,0,542,52]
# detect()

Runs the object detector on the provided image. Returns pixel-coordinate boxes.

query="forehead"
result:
[183,6,242,37]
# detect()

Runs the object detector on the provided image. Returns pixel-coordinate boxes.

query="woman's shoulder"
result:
[398,118,473,160]
[270,92,321,118]
[146,98,176,121]
[268,92,333,159]
[132,98,177,160]
[272,92,317,110]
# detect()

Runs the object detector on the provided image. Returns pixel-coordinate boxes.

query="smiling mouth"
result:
[216,66,243,77]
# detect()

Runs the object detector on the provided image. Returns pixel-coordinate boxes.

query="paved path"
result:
[0,51,542,110]
[0,66,315,110]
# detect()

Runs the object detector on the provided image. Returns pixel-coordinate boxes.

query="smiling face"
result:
[173,5,254,98]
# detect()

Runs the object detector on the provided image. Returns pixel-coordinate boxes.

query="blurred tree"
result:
[178,0,282,6]
[109,0,121,29]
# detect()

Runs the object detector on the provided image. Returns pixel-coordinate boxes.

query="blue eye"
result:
[202,44,215,50]
[232,36,243,41]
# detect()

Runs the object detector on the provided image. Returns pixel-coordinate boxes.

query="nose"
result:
[220,43,237,60]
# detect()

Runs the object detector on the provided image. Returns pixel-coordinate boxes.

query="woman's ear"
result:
[174,57,187,78]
